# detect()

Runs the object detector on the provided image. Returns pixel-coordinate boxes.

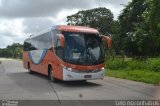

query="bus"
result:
[23,25,111,82]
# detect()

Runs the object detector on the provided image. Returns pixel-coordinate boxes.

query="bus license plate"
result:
[84,75,91,78]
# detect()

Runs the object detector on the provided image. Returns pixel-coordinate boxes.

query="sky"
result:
[0,0,130,48]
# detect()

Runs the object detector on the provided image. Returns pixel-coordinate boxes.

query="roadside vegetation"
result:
[105,56,160,84]
[0,43,23,59]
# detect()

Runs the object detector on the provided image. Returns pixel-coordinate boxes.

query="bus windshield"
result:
[62,32,105,65]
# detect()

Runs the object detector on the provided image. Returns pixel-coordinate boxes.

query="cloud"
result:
[93,0,131,19]
[0,19,24,37]
[0,0,131,48]
[0,0,93,18]
[0,19,27,48]
[22,18,54,34]
[0,36,12,48]
[0,0,130,18]
[0,33,26,48]
[96,0,130,7]
[22,8,82,34]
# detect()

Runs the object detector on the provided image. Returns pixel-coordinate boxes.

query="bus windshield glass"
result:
[62,32,105,65]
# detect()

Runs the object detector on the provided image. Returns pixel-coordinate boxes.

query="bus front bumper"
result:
[63,68,105,81]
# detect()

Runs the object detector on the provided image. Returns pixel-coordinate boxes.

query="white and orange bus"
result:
[23,25,111,82]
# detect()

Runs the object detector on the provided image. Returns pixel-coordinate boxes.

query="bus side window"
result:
[55,38,63,59]
[24,40,35,51]
[53,30,60,46]
[24,42,29,51]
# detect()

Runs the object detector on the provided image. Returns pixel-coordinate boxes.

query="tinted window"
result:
[52,30,60,47]
[63,32,105,65]
[24,41,30,51]
[24,39,36,51]
[52,30,63,59]
[23,31,53,51]
[33,31,52,49]
[55,39,63,59]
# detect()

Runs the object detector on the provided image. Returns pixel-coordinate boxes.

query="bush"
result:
[106,57,160,84]
[147,58,160,72]
[126,59,147,70]
[106,69,160,84]
[107,59,126,70]
[106,57,160,72]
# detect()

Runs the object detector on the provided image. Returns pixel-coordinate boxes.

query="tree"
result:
[148,0,160,56]
[115,0,160,56]
[67,7,114,35]
[115,0,150,56]
[0,43,23,58]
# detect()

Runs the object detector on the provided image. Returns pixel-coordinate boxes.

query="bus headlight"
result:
[101,67,104,71]
[63,66,72,71]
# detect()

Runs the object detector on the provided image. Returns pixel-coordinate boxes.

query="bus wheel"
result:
[28,63,33,74]
[48,67,57,82]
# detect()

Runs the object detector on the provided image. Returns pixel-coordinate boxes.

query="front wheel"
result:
[28,64,33,74]
[48,67,57,82]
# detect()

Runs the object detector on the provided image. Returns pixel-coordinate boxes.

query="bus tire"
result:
[48,66,57,82]
[28,63,33,74]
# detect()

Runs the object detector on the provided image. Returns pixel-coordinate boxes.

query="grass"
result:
[105,57,160,84]
[106,58,160,72]
[106,69,160,84]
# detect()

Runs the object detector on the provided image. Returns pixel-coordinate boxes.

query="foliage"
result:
[66,1,160,57]
[106,57,160,72]
[114,0,149,56]
[107,59,126,70]
[125,59,148,70]
[148,0,160,56]
[0,43,23,59]
[106,69,160,84]
[67,7,114,35]
[113,0,160,56]
[146,58,160,72]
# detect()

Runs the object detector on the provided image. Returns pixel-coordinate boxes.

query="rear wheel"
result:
[48,66,57,82]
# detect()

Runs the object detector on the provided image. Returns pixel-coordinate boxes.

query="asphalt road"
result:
[0,58,159,102]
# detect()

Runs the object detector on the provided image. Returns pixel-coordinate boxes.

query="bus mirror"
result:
[56,34,65,48]
[102,35,111,48]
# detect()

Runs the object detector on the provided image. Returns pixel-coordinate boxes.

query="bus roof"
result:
[56,25,99,33]
[26,25,99,40]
